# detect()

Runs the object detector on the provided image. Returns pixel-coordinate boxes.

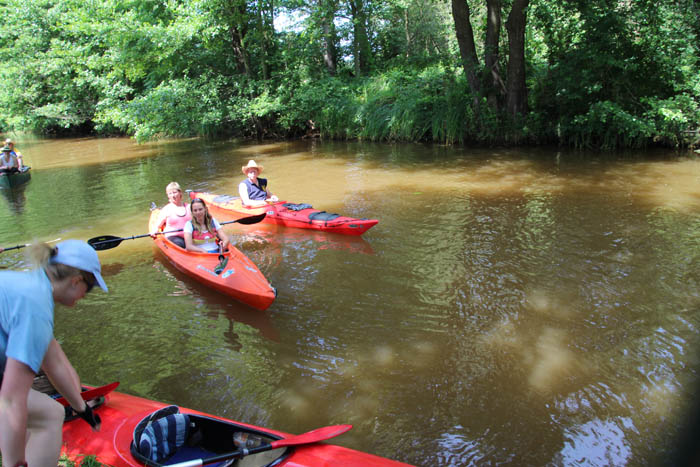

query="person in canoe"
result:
[0,240,106,466]
[0,145,19,174]
[4,138,24,169]
[184,198,231,253]
[150,181,192,248]
[239,159,278,208]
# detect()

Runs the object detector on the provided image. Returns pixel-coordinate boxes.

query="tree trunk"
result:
[451,0,481,104]
[258,0,269,80]
[349,0,371,75]
[320,0,338,75]
[484,0,505,110]
[231,27,252,77]
[225,0,253,77]
[505,0,529,118]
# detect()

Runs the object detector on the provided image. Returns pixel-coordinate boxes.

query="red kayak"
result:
[61,387,412,466]
[149,209,276,311]
[189,191,378,236]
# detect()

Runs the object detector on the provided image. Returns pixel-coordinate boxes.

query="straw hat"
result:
[241,160,263,175]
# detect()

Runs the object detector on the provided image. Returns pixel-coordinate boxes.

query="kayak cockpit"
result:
[130,405,289,467]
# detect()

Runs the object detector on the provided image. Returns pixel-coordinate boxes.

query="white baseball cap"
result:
[50,240,108,292]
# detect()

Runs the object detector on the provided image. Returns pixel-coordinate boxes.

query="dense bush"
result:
[0,0,697,150]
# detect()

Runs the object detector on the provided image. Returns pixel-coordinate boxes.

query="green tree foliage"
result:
[0,0,697,149]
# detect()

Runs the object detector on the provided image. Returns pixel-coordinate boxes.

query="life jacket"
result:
[190,221,220,252]
[244,178,268,200]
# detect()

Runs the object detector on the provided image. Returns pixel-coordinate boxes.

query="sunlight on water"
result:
[558,418,633,466]
[1,138,698,465]
[526,327,583,395]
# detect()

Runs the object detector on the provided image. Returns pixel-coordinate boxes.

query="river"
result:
[0,136,698,466]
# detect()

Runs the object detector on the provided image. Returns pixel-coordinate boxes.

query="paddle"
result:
[87,213,267,251]
[1,237,62,253]
[54,381,120,407]
[168,424,353,467]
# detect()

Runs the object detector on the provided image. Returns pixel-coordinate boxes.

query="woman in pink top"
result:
[150,181,191,248]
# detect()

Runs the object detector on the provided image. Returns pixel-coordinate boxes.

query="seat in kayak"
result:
[130,405,288,467]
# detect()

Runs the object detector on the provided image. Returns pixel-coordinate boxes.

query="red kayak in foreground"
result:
[61,388,412,466]
[190,191,379,236]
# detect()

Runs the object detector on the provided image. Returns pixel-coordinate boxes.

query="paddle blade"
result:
[55,382,120,407]
[270,424,353,449]
[232,213,267,225]
[88,235,124,251]
[167,424,353,467]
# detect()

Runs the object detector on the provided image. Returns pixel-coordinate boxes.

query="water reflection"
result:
[0,137,698,465]
[152,250,279,343]
[0,183,28,214]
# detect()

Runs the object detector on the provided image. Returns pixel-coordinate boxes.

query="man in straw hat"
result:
[238,160,278,207]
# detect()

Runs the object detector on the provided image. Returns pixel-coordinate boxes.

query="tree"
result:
[451,0,529,117]
[505,0,528,118]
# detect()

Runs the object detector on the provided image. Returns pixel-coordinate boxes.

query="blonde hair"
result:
[28,242,93,284]
[166,181,182,193]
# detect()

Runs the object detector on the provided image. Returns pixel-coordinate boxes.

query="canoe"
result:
[61,387,412,467]
[189,191,378,236]
[0,166,31,188]
[149,209,276,311]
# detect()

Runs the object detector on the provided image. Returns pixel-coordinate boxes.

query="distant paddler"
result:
[4,139,24,169]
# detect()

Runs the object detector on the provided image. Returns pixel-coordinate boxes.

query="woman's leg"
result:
[25,388,64,466]
[168,235,186,248]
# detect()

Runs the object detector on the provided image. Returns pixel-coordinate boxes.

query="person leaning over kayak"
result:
[0,240,106,466]
[239,160,278,208]
[150,181,192,248]
[184,198,231,253]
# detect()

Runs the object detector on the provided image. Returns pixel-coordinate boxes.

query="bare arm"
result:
[41,339,86,413]
[216,228,230,251]
[0,358,35,465]
[150,208,168,236]
[239,182,268,207]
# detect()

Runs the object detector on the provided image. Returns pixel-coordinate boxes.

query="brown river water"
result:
[0,136,698,466]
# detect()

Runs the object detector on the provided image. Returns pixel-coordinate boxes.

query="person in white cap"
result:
[238,160,278,207]
[0,240,107,466]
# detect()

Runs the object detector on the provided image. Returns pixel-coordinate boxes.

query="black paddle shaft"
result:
[87,213,267,251]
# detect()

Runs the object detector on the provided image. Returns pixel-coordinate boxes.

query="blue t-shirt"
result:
[0,268,55,375]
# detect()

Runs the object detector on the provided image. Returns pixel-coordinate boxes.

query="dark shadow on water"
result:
[0,182,28,215]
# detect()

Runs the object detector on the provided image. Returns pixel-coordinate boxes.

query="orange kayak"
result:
[149,209,276,311]
[61,386,413,467]
[190,191,379,236]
